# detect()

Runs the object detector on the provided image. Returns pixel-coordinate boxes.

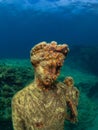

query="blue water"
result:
[0,0,98,58]
[0,0,98,130]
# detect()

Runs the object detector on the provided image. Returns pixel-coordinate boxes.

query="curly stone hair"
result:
[30,41,69,66]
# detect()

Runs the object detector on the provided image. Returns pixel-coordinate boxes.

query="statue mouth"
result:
[45,78,52,83]
[44,78,54,85]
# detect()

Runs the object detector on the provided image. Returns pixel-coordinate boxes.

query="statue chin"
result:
[43,80,53,86]
[44,81,52,86]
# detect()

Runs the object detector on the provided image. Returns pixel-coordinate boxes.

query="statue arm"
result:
[74,87,80,106]
[75,87,79,97]
[12,96,25,130]
[66,96,78,123]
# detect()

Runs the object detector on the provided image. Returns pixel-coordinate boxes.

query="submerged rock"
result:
[0,61,34,121]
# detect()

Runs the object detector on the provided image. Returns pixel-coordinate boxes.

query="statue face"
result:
[64,77,74,87]
[35,60,62,86]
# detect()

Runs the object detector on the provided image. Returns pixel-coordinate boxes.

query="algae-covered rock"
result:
[0,60,34,121]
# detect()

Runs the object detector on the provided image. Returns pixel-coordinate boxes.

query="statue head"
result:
[64,76,74,87]
[30,41,69,86]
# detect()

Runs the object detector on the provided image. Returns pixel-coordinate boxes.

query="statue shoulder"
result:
[73,86,80,98]
[12,82,34,105]
[56,81,67,92]
[12,89,25,106]
[73,86,79,93]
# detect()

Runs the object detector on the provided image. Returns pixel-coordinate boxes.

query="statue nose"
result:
[51,75,57,80]
[52,68,56,74]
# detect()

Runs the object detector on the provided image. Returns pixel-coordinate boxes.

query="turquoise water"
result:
[0,0,98,130]
[0,54,98,130]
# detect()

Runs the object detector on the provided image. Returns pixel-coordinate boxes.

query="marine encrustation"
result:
[12,41,79,130]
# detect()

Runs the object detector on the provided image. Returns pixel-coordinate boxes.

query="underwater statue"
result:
[12,41,79,130]
[63,76,79,123]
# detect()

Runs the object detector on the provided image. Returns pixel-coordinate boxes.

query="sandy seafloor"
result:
[0,57,98,130]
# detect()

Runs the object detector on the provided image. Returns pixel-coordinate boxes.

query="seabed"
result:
[0,58,98,130]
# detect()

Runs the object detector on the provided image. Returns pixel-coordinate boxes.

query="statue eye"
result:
[56,65,61,70]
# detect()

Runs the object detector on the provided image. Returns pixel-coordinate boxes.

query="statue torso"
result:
[15,82,67,130]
